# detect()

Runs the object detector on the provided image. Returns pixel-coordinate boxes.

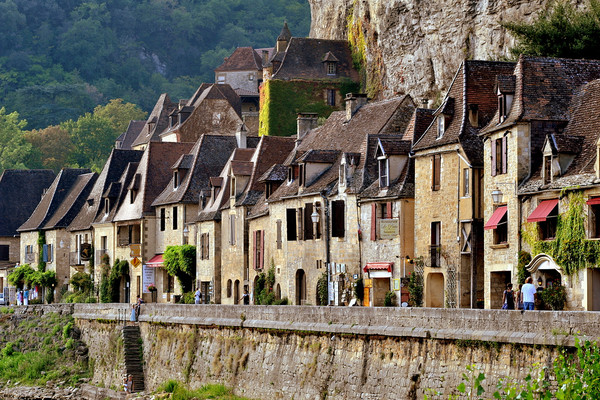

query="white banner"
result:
[142,264,155,293]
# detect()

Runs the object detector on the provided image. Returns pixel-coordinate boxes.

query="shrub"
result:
[408,270,424,307]
[317,272,328,306]
[539,284,567,310]
[384,291,397,307]
[178,292,195,304]
[62,321,73,339]
[354,278,364,304]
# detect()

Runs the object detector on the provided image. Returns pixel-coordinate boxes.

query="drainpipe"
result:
[320,192,331,305]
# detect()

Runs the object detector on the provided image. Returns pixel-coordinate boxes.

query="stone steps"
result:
[122,325,145,393]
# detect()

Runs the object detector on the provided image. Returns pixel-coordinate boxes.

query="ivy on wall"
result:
[259,78,360,137]
[522,191,600,276]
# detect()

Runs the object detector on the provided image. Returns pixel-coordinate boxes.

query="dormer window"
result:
[378,157,389,188]
[104,198,110,215]
[288,166,298,183]
[174,171,179,189]
[265,183,272,198]
[298,164,305,187]
[130,189,136,204]
[436,115,445,139]
[326,62,336,76]
[498,93,514,123]
[148,121,155,132]
[230,177,236,197]
[544,155,552,184]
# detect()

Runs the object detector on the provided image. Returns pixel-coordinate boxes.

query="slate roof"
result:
[41,173,97,230]
[271,38,359,81]
[277,21,292,42]
[214,47,263,72]
[131,94,177,148]
[152,135,246,207]
[113,142,194,221]
[116,120,145,150]
[68,149,144,231]
[519,79,600,193]
[94,162,138,224]
[413,60,516,166]
[258,164,288,182]
[18,169,93,232]
[482,56,600,135]
[0,170,56,237]
[403,108,435,145]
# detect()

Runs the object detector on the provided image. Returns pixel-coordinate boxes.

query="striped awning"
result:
[146,254,164,267]
[363,262,393,273]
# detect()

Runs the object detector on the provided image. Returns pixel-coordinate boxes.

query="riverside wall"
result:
[73,304,600,399]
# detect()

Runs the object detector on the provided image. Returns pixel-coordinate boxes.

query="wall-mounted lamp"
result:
[538,276,543,287]
[491,189,503,204]
[183,226,189,238]
[311,210,320,224]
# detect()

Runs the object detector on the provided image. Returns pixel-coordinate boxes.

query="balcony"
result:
[430,245,441,268]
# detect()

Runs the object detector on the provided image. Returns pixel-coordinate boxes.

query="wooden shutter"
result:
[206,233,209,260]
[491,139,497,177]
[297,208,303,241]
[260,230,265,269]
[501,136,507,174]
[371,203,377,241]
[432,155,441,190]
[386,202,392,219]
[252,231,257,270]
[276,220,282,249]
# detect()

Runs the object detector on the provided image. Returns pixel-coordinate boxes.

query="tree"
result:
[92,99,147,134]
[62,112,116,171]
[0,107,33,172]
[163,245,196,293]
[504,0,600,59]
[24,125,74,172]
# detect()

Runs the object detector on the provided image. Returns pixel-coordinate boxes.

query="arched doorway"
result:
[275,283,281,300]
[121,274,131,303]
[295,269,306,305]
[234,279,240,304]
[426,272,444,307]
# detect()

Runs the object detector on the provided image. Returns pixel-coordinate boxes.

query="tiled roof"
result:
[271,38,359,81]
[42,172,97,230]
[214,47,263,72]
[378,137,411,155]
[131,93,177,147]
[413,60,516,166]
[68,149,143,231]
[403,108,435,145]
[496,75,516,93]
[0,170,55,237]
[258,164,288,182]
[297,149,340,163]
[116,120,145,150]
[550,134,584,154]
[231,161,254,176]
[172,154,194,170]
[18,169,92,232]
[277,22,292,41]
[210,177,223,187]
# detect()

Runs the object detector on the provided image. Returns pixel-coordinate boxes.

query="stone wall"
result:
[73,303,600,399]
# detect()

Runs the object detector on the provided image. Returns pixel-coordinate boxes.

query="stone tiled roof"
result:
[41,172,97,230]
[413,60,516,166]
[18,169,93,232]
[214,47,263,72]
[0,170,55,237]
[496,75,516,93]
[403,108,435,145]
[482,56,600,135]
[297,149,340,163]
[257,164,287,182]
[131,94,177,147]
[378,137,411,155]
[271,38,359,82]
[68,149,143,232]
[520,79,600,194]
[116,120,145,150]
[277,21,292,42]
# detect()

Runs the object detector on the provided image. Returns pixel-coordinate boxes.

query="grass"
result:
[157,381,256,400]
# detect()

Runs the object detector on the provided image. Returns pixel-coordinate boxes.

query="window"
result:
[432,154,441,191]
[174,171,179,189]
[539,203,558,240]
[378,157,389,188]
[0,245,9,261]
[326,62,336,75]
[327,89,336,106]
[463,168,470,197]
[160,208,166,232]
[286,209,297,241]
[129,225,141,244]
[276,220,282,249]
[460,222,472,254]
[253,230,264,270]
[229,215,236,245]
[217,75,225,83]
[498,94,513,122]
[331,200,345,238]
[248,74,254,81]
[430,222,441,267]
[437,115,445,138]
[485,206,509,245]
[172,206,178,230]
[491,136,507,176]
[266,183,273,198]
[299,164,305,187]
[230,177,236,197]
[590,199,600,239]
[200,233,210,260]
[544,156,552,184]
[42,243,53,263]
[101,236,107,251]
[104,198,110,215]
[303,203,314,240]
[130,190,136,204]
[227,280,232,298]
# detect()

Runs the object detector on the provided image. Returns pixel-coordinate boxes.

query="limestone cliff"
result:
[309,0,583,102]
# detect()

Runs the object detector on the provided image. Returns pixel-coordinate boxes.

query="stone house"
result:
[108,142,193,303]
[152,134,249,303]
[0,169,55,299]
[17,169,96,300]
[131,93,177,151]
[264,94,415,306]
[115,120,145,151]
[481,56,600,309]
[159,83,249,143]
[412,60,515,308]
[214,46,270,95]
[259,22,360,136]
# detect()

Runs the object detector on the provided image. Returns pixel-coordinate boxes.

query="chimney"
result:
[262,50,269,67]
[236,123,248,148]
[345,93,368,122]
[296,113,319,143]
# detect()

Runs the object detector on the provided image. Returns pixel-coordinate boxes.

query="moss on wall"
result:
[259,79,360,137]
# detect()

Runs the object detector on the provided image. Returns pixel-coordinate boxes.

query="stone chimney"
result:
[236,123,248,148]
[296,113,319,143]
[345,93,368,122]
[261,50,269,67]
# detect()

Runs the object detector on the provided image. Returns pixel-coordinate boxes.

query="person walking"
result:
[522,276,536,310]
[194,288,202,304]
[515,284,524,310]
[502,283,515,310]
[239,289,250,305]
[130,304,137,322]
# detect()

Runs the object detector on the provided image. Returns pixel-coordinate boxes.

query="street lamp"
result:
[403,255,413,277]
[491,189,503,204]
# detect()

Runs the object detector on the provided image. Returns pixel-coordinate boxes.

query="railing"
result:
[430,245,441,268]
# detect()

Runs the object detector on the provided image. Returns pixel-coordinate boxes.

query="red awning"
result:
[587,197,600,205]
[484,206,507,230]
[363,262,393,273]
[146,254,164,267]
[527,199,558,222]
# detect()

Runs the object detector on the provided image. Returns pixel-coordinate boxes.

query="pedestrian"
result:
[502,283,515,310]
[122,375,128,392]
[194,287,202,304]
[17,290,22,306]
[126,374,134,393]
[515,284,524,310]
[130,303,137,322]
[239,289,250,305]
[135,296,143,320]
[23,288,29,306]
[521,276,536,310]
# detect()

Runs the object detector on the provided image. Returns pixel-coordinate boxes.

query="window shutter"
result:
[371,203,377,241]
[432,155,441,190]
[491,139,497,177]
[501,136,507,174]
[42,244,48,262]
[260,230,265,269]
[252,231,257,270]
[276,220,282,249]
[206,233,209,260]
[297,208,304,241]
[386,202,392,219]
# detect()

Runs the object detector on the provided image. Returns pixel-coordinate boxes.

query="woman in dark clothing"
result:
[502,283,515,310]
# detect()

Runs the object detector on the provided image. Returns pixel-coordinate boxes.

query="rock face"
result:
[308,0,583,102]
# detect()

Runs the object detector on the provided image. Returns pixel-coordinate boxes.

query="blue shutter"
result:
[42,244,48,262]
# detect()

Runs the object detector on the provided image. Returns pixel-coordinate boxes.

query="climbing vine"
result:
[37,231,46,272]
[522,191,600,276]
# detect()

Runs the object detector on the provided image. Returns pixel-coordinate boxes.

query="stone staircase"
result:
[122,325,145,393]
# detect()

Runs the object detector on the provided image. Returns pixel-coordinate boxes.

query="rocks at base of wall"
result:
[0,385,80,400]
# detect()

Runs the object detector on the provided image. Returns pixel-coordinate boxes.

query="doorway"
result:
[234,280,240,304]
[490,271,511,309]
[426,272,444,307]
[295,269,306,305]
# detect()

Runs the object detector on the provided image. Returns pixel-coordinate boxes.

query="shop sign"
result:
[379,219,399,239]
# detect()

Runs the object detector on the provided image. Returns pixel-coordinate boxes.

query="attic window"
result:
[174,171,179,189]
[130,189,137,204]
[217,75,225,83]
[378,157,389,188]
[436,115,445,139]
[104,198,110,215]
[265,183,273,198]
[326,62,336,76]
[299,164,305,187]
[544,155,552,184]
[498,93,514,123]
[230,177,236,197]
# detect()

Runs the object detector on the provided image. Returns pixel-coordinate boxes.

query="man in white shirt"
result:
[521,276,537,310]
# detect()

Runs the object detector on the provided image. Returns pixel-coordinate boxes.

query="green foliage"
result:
[2,342,16,357]
[37,231,46,271]
[164,245,196,293]
[70,272,92,293]
[62,321,73,339]
[384,291,396,307]
[504,0,600,60]
[0,107,32,172]
[539,284,567,310]
[408,260,424,307]
[156,381,253,400]
[317,272,329,306]
[259,79,360,136]
[8,264,35,289]
[354,278,364,303]
[517,251,532,285]
[178,292,195,304]
[254,266,280,305]
[100,258,128,303]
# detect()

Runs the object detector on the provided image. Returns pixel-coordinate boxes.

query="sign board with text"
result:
[379,219,399,239]
[142,264,155,293]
